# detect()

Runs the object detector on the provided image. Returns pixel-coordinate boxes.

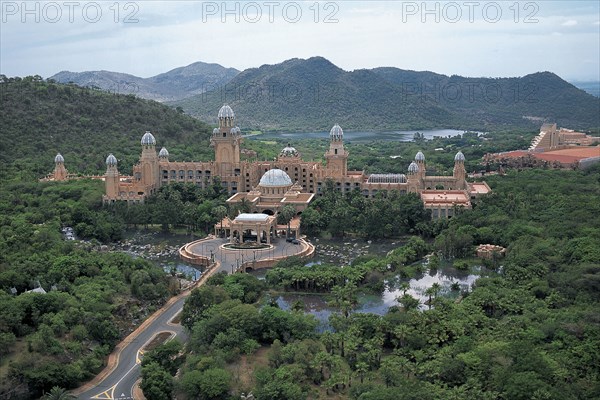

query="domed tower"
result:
[278,144,300,160]
[105,154,119,199]
[453,151,467,189]
[407,161,421,193]
[139,131,160,189]
[159,147,169,161]
[414,151,426,180]
[53,153,68,181]
[211,105,241,174]
[325,124,348,176]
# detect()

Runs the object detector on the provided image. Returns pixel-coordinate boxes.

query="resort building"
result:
[38,104,487,218]
[485,123,600,170]
[529,123,600,152]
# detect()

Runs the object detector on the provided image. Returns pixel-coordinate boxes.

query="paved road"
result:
[76,296,186,400]
[75,237,304,399]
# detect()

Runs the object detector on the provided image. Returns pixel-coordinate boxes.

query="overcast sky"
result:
[1,1,599,81]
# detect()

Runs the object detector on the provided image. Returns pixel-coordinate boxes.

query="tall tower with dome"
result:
[139,131,160,193]
[210,104,242,176]
[324,124,348,177]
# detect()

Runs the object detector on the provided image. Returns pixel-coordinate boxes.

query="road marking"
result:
[114,363,139,389]
[91,385,115,399]
[136,349,144,364]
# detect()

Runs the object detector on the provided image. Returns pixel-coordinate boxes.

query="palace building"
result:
[97,105,488,218]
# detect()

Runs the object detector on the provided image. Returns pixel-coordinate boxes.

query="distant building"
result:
[485,123,600,170]
[476,244,506,259]
[529,123,600,152]
[40,153,70,181]
[40,153,105,182]
[24,287,47,295]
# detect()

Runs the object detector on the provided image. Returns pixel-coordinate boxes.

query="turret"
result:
[159,147,169,161]
[105,154,119,198]
[453,151,466,188]
[414,151,426,179]
[139,131,160,189]
[218,104,235,128]
[53,153,68,181]
[325,124,348,176]
[407,161,421,193]
[212,105,242,175]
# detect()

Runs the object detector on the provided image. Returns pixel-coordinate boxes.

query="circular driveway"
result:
[187,237,307,274]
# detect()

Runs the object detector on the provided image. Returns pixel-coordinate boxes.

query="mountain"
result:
[170,57,600,132]
[170,57,456,132]
[0,76,213,180]
[50,61,239,102]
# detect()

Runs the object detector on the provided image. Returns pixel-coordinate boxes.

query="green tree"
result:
[213,205,227,237]
[140,362,173,400]
[40,386,76,400]
[278,204,297,238]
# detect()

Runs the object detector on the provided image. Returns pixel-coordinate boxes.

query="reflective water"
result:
[121,229,204,280]
[248,129,468,142]
[272,265,481,330]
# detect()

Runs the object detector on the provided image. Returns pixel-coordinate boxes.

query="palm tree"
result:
[41,387,76,400]
[424,287,435,310]
[431,282,442,299]
[212,205,227,237]
[277,205,296,238]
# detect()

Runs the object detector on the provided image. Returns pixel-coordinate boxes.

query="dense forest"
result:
[137,167,600,400]
[0,180,173,398]
[0,76,214,180]
[1,75,599,399]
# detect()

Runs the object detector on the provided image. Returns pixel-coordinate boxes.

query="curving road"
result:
[75,295,187,400]
[74,238,307,399]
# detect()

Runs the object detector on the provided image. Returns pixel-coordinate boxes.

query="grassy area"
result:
[227,346,270,395]
[143,332,174,352]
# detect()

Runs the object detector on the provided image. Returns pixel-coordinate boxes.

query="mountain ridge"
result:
[49,56,599,131]
[50,61,240,102]
[169,57,599,131]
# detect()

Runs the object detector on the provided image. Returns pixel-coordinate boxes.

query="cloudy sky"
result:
[1,1,599,81]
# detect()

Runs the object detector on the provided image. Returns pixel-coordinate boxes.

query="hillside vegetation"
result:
[171,57,600,132]
[0,76,214,180]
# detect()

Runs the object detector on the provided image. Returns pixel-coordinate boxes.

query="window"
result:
[334,149,338,155]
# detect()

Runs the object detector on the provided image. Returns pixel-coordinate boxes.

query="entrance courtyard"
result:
[180,236,314,274]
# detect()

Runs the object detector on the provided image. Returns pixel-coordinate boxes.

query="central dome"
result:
[259,169,292,187]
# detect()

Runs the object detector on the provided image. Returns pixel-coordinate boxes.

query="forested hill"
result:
[0,76,214,181]
[171,57,600,132]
